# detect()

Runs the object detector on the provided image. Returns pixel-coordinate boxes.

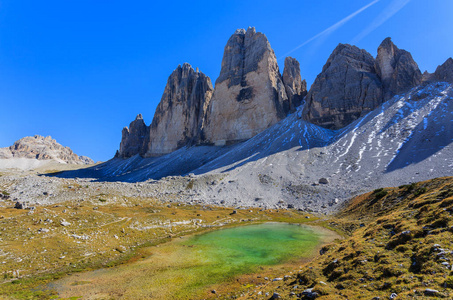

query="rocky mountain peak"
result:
[375,37,422,98]
[118,63,214,158]
[434,57,453,83]
[118,114,149,158]
[302,38,428,130]
[0,135,93,164]
[282,56,307,112]
[145,63,213,156]
[302,43,383,129]
[202,27,289,145]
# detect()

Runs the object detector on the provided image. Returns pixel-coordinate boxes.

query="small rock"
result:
[271,292,281,299]
[60,220,71,226]
[38,228,49,233]
[273,277,283,281]
[302,288,318,299]
[424,288,439,296]
[14,202,26,209]
[115,245,127,253]
[318,178,329,184]
[389,293,398,299]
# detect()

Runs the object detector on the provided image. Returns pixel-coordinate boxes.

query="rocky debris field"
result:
[0,170,323,212]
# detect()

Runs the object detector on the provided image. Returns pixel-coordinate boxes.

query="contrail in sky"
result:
[279,0,380,59]
[351,0,412,44]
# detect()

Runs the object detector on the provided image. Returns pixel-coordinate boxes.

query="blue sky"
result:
[1,0,452,162]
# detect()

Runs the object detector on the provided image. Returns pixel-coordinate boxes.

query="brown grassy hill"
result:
[240,177,453,299]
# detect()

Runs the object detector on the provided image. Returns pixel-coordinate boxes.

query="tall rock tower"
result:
[145,63,214,156]
[375,37,422,99]
[282,56,307,112]
[302,44,383,129]
[201,27,289,145]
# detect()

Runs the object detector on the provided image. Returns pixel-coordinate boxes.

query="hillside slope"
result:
[247,176,453,299]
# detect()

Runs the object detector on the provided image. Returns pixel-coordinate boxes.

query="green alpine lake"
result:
[51,222,338,299]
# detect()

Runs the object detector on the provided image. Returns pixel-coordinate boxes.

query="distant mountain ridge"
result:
[0,135,93,165]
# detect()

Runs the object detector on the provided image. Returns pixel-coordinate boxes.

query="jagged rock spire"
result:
[302,43,383,129]
[202,27,289,145]
[282,57,307,112]
[375,37,422,99]
[118,114,149,158]
[434,57,453,83]
[118,64,213,158]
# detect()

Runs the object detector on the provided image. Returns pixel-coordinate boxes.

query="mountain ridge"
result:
[0,135,94,167]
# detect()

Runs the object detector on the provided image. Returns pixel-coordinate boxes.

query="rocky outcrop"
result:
[118,64,213,158]
[146,63,213,156]
[302,44,383,129]
[302,38,426,130]
[434,57,453,83]
[117,114,149,158]
[201,27,289,145]
[282,57,307,112]
[0,135,94,164]
[375,37,422,99]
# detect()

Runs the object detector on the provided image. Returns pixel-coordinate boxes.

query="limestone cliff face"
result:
[201,27,289,145]
[434,57,453,83]
[117,114,149,158]
[282,57,307,112]
[0,135,94,164]
[302,44,383,129]
[375,37,422,99]
[145,63,213,156]
[118,64,213,158]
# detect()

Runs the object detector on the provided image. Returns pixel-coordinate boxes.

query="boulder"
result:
[202,27,289,144]
[14,201,26,209]
[319,178,329,184]
[375,37,422,99]
[283,56,307,112]
[434,57,453,83]
[146,63,213,156]
[302,44,383,129]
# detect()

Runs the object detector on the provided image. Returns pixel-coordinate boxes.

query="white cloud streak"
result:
[279,0,380,59]
[351,0,412,44]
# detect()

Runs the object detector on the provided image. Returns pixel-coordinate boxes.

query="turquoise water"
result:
[183,223,322,273]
